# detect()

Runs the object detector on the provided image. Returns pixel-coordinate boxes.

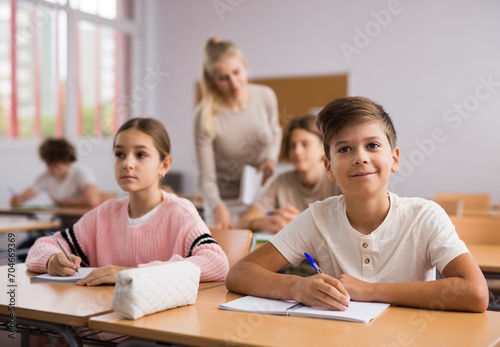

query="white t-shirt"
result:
[32,164,97,202]
[128,202,162,227]
[270,192,468,283]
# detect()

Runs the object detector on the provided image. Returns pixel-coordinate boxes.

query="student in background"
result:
[227,97,488,312]
[237,115,341,234]
[26,118,229,284]
[194,37,282,229]
[10,138,100,208]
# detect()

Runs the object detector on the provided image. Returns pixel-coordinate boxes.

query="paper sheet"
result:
[220,295,390,323]
[30,267,96,283]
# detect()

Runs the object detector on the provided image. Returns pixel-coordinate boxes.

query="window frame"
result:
[0,0,143,149]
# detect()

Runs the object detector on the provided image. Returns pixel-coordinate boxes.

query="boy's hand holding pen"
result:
[9,187,21,206]
[8,187,17,196]
[301,252,351,311]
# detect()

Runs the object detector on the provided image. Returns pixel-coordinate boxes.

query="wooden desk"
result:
[0,264,224,346]
[0,206,90,218]
[89,285,500,347]
[0,264,224,325]
[0,215,60,233]
[0,206,90,230]
[0,264,114,327]
[198,281,225,291]
[468,244,500,274]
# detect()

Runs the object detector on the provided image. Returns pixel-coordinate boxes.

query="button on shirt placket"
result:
[361,240,373,278]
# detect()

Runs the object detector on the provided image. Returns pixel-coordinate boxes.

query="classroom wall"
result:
[1,0,499,205]
[147,0,500,202]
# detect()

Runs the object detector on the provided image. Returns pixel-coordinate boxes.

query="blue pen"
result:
[266,211,274,216]
[304,252,323,273]
[8,187,17,196]
[305,252,350,308]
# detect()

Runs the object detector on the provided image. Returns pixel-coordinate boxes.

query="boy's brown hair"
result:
[316,96,397,159]
[38,138,77,164]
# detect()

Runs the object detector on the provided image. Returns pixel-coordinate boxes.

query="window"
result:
[0,0,136,139]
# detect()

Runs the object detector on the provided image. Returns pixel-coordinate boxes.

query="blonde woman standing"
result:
[194,37,282,228]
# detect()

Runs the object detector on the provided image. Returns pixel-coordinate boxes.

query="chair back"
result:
[436,193,490,216]
[210,228,253,268]
[435,198,464,216]
[449,216,500,245]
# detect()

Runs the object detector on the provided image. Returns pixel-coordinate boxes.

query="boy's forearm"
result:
[226,261,301,300]
[370,277,488,312]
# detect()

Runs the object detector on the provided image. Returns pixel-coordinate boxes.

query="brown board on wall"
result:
[251,74,348,127]
[195,74,348,129]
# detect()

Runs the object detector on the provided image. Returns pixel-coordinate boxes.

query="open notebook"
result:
[219,295,390,323]
[30,267,96,283]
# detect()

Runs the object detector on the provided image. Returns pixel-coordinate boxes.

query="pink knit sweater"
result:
[26,191,229,282]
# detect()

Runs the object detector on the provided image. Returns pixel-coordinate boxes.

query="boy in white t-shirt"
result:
[10,138,100,208]
[226,96,488,312]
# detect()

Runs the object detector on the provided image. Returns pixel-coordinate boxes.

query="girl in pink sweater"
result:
[26,118,229,284]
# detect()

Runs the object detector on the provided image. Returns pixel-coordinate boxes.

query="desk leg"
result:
[484,272,500,311]
[20,330,28,347]
[0,315,83,347]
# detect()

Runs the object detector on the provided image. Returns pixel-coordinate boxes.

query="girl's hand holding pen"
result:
[292,274,351,311]
[47,252,81,276]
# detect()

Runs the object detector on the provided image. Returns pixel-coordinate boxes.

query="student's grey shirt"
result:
[254,170,342,212]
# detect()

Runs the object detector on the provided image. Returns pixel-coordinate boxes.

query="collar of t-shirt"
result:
[127,203,162,227]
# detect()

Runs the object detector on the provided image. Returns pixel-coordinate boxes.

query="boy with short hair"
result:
[226,96,488,312]
[10,138,100,208]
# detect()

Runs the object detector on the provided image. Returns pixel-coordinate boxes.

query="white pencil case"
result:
[111,261,201,319]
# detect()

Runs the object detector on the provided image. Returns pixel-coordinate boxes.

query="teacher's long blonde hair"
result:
[199,37,248,138]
